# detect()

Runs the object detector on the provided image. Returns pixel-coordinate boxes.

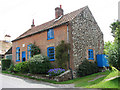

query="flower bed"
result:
[48,68,65,76]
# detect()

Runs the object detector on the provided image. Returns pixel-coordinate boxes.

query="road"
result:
[0,73,56,88]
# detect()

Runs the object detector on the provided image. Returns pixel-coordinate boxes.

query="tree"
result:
[55,40,70,70]
[103,41,112,55]
[109,20,120,70]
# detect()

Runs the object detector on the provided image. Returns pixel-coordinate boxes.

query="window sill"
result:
[50,59,55,61]
[16,60,20,62]
[47,38,54,40]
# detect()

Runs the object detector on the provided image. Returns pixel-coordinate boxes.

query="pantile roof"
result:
[13,6,87,42]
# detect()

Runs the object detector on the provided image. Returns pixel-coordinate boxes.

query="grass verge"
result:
[2,69,120,88]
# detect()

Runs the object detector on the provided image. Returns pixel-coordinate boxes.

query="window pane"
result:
[48,47,55,60]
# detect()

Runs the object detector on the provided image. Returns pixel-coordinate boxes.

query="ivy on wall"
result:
[55,40,70,70]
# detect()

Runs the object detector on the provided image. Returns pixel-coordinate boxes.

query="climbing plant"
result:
[55,40,70,70]
[30,43,41,57]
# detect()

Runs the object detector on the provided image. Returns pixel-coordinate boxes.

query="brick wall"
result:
[12,24,68,64]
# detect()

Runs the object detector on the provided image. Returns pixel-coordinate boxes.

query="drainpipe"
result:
[67,23,73,79]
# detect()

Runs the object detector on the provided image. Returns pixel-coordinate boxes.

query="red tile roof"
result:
[13,6,87,42]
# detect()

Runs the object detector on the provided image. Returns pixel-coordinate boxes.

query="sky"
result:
[0,0,119,42]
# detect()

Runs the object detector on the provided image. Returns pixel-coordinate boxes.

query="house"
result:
[12,5,104,78]
[0,35,12,59]
[5,47,12,60]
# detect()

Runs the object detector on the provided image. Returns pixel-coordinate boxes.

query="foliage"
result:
[107,42,119,70]
[8,64,15,72]
[48,68,65,76]
[13,61,29,73]
[55,40,70,70]
[77,59,99,77]
[1,59,11,70]
[28,54,52,74]
[103,41,112,55]
[30,43,41,57]
[110,20,120,70]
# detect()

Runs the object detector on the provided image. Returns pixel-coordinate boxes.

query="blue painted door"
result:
[22,51,26,62]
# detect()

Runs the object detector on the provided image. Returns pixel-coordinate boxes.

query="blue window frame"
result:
[27,45,31,60]
[88,49,94,60]
[47,47,55,61]
[47,29,54,40]
[16,47,20,62]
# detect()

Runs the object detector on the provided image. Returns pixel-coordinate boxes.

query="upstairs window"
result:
[27,44,31,60]
[47,29,54,40]
[88,49,94,60]
[16,47,20,62]
[47,47,55,61]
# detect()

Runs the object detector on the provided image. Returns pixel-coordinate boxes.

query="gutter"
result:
[67,24,73,79]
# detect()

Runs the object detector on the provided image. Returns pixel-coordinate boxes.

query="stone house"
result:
[12,5,104,77]
[0,35,12,59]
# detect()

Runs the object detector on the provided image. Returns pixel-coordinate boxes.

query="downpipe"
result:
[67,24,73,79]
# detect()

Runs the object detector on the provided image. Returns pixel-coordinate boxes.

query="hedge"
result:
[1,59,11,70]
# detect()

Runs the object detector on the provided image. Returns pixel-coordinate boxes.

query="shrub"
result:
[8,64,15,73]
[77,59,99,77]
[30,43,41,57]
[13,61,29,73]
[1,59,11,70]
[28,54,52,74]
[55,40,70,70]
[48,68,65,76]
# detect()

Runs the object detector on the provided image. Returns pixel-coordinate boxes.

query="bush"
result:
[77,59,99,77]
[8,64,15,73]
[13,61,29,73]
[28,54,52,74]
[1,59,11,70]
[48,68,65,76]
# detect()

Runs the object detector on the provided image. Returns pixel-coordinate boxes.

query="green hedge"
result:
[28,54,52,74]
[77,59,99,77]
[1,59,11,70]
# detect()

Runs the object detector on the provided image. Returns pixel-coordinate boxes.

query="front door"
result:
[22,51,26,62]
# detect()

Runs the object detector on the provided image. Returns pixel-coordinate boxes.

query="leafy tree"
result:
[30,43,41,57]
[55,40,70,70]
[107,42,119,70]
[103,41,112,55]
[109,20,120,70]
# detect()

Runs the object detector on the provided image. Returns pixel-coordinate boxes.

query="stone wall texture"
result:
[70,7,104,78]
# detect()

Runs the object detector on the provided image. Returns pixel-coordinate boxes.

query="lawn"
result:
[2,69,120,88]
[74,70,119,88]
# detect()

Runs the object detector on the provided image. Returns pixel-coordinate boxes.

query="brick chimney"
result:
[31,19,35,28]
[55,5,64,19]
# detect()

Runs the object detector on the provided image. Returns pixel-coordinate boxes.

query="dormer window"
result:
[47,29,54,40]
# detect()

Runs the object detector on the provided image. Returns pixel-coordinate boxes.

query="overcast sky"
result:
[0,0,119,42]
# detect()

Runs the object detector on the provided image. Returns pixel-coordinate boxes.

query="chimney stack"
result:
[4,34,11,42]
[31,19,35,28]
[55,5,64,19]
